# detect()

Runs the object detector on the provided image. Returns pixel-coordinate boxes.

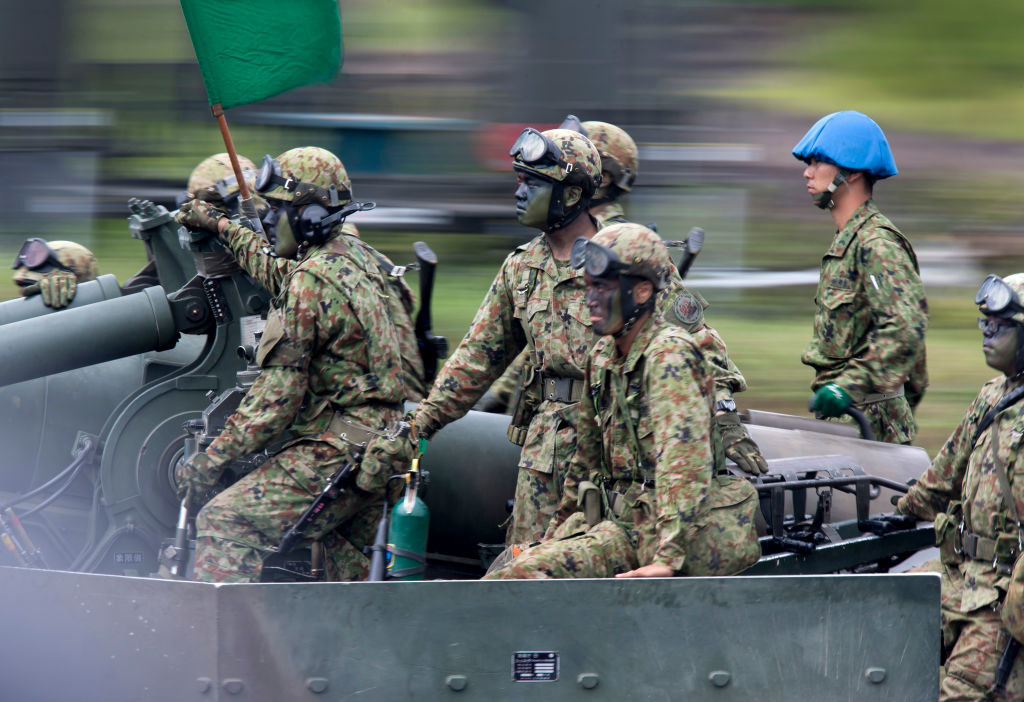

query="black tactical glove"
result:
[175,200,224,237]
[858,514,917,536]
[714,411,769,475]
[22,270,77,309]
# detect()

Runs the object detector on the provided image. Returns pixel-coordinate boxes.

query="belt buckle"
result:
[545,378,557,401]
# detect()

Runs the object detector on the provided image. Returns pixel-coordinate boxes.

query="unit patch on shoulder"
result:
[670,291,702,326]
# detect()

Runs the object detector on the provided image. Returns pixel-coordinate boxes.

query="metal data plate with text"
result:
[0,567,939,701]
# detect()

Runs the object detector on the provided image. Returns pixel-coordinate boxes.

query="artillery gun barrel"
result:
[0,274,122,326]
[0,286,179,388]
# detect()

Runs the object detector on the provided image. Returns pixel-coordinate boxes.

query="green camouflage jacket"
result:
[591,201,627,227]
[898,376,1024,612]
[204,232,408,468]
[417,231,743,474]
[220,220,425,399]
[802,200,928,403]
[549,317,714,572]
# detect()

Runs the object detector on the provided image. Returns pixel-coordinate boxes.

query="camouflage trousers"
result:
[194,441,386,583]
[941,602,1024,700]
[507,466,562,546]
[829,395,916,444]
[485,514,638,580]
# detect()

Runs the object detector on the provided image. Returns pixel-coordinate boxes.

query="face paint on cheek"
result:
[984,324,1019,375]
[273,210,300,259]
[515,180,552,228]
[587,281,624,336]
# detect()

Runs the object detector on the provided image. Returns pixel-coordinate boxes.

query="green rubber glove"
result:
[175,200,224,236]
[25,270,78,309]
[714,411,769,474]
[174,452,224,509]
[811,383,852,418]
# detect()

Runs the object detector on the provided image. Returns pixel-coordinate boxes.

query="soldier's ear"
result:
[633,280,654,304]
[563,185,582,209]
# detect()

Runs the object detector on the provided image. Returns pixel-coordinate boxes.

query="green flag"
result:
[180,0,342,110]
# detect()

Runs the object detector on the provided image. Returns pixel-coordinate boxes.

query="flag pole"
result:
[210,103,263,231]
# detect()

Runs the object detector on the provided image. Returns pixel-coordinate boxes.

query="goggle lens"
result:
[13,239,55,270]
[509,129,549,163]
[254,154,279,194]
[570,237,619,279]
[976,274,1017,313]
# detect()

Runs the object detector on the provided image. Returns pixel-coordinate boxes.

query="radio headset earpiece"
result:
[288,200,377,247]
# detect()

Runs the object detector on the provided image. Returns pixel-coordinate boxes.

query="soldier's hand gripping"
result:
[175,200,225,237]
[358,428,417,492]
[714,411,769,475]
[810,383,852,418]
[174,452,223,510]
[22,270,78,309]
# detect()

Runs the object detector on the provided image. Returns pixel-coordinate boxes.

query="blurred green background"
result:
[3,0,1023,457]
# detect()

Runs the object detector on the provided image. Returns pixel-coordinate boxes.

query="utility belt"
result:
[537,372,585,404]
[506,367,584,446]
[857,386,905,406]
[956,523,1022,575]
[326,407,400,448]
[578,479,652,528]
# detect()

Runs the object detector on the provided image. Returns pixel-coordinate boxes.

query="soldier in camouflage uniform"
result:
[183,150,425,401]
[12,239,99,309]
[173,146,415,583]
[485,224,759,580]
[896,274,1024,700]
[794,111,928,444]
[481,118,765,474]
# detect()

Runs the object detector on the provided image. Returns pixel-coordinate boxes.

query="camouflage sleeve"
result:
[897,388,988,520]
[648,338,713,572]
[204,367,307,467]
[219,220,294,297]
[691,323,747,404]
[414,259,527,437]
[837,237,927,396]
[204,271,317,466]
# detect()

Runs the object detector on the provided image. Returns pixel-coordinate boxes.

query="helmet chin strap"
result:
[813,171,848,209]
[611,278,655,339]
[544,181,587,232]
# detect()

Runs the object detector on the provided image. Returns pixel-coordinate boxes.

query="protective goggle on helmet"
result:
[570,237,630,279]
[509,128,572,173]
[12,238,72,272]
[254,154,351,206]
[976,274,1024,316]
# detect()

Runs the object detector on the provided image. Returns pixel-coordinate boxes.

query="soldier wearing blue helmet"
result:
[794,111,928,444]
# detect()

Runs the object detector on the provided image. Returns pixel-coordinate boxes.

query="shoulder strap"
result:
[989,418,1024,538]
[609,370,648,486]
[973,383,1024,448]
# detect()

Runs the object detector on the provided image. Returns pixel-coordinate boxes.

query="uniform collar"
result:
[592,201,626,227]
[826,199,881,258]
[591,315,661,374]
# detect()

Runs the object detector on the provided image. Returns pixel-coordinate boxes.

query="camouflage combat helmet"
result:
[511,128,602,198]
[187,153,256,200]
[587,222,671,290]
[12,240,99,287]
[256,146,353,206]
[581,121,639,193]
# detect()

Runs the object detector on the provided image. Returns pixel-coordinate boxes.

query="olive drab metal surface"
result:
[0,566,939,701]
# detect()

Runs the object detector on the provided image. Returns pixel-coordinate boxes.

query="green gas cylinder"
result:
[387,470,430,581]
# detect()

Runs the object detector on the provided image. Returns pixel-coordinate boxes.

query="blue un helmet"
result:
[793,111,898,208]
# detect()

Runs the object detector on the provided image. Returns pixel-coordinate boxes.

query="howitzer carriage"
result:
[0,201,939,699]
